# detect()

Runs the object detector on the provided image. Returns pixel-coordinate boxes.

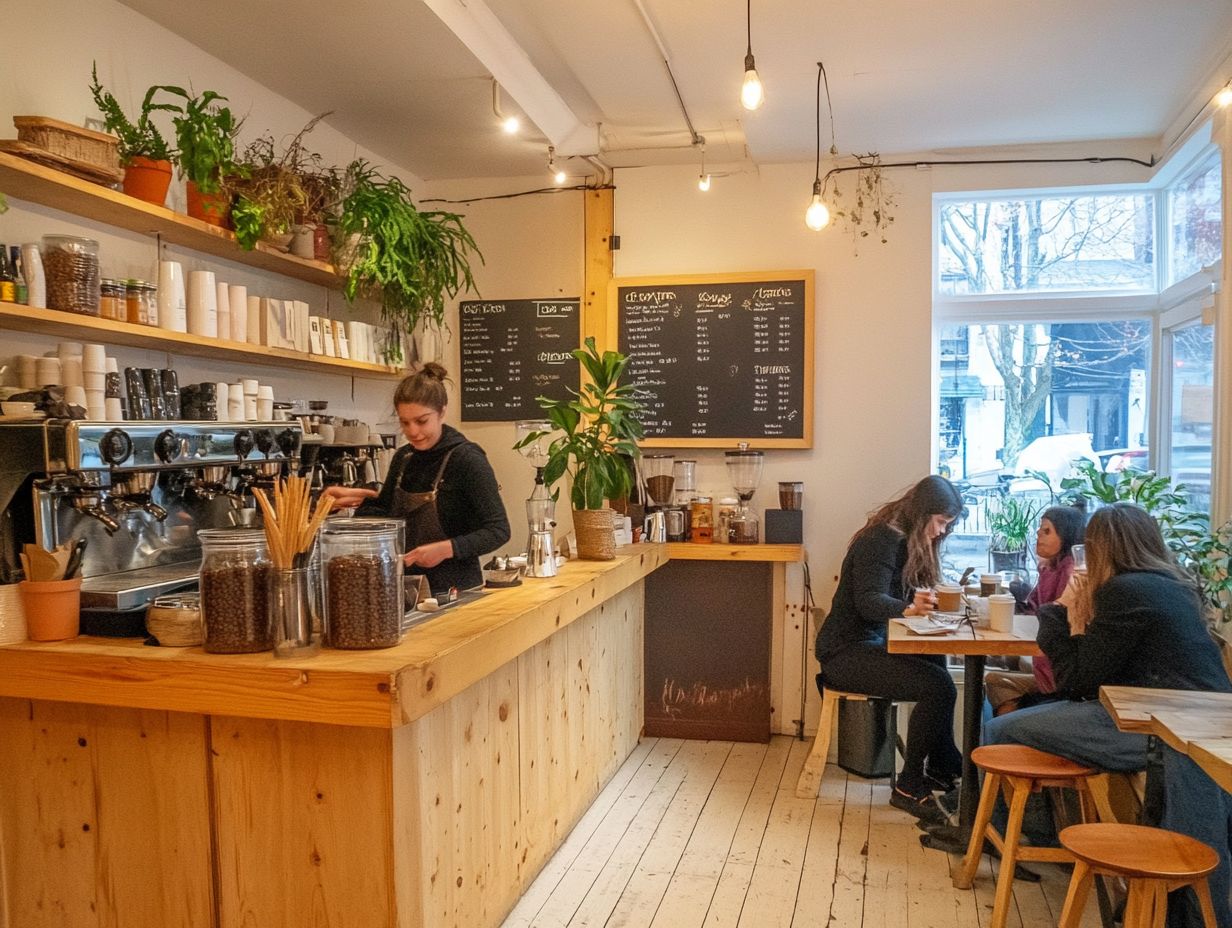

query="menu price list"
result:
[618,280,806,441]
[459,298,579,421]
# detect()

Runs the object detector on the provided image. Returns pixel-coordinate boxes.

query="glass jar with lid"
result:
[198,528,273,653]
[124,278,157,325]
[42,234,100,314]
[99,279,124,320]
[321,518,404,649]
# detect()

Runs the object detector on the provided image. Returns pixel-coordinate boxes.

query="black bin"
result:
[837,696,897,779]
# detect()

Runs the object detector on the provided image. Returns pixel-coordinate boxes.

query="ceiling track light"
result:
[697,140,711,191]
[491,79,520,134]
[548,146,567,184]
[1216,80,1232,108]
[740,0,764,110]
[805,61,836,232]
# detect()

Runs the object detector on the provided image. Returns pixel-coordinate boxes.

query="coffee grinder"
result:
[667,458,696,542]
[641,453,674,542]
[724,444,764,544]
[515,420,557,577]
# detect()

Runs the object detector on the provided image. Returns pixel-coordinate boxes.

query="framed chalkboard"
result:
[614,271,814,448]
[459,298,580,421]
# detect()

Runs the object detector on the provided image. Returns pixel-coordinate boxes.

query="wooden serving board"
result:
[0,139,122,186]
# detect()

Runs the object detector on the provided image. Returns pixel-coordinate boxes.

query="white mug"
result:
[988,594,1015,633]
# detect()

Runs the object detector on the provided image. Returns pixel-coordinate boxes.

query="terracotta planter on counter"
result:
[121,156,173,205]
[186,180,230,227]
[19,576,82,641]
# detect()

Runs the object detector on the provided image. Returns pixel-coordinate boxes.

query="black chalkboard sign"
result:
[459,298,580,421]
[615,271,814,448]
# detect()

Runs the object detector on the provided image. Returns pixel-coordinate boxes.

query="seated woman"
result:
[985,504,1086,714]
[984,502,1232,927]
[815,475,966,824]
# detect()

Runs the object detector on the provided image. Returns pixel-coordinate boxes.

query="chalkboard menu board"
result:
[459,298,579,421]
[615,271,814,448]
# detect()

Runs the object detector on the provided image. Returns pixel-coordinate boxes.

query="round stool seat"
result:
[1060,823,1219,880]
[971,744,1097,779]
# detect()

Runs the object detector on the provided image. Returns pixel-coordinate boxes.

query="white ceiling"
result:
[121,0,1232,180]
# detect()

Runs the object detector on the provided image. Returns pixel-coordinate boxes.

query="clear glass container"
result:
[99,279,124,321]
[198,528,272,653]
[270,566,319,658]
[729,509,760,545]
[42,234,100,314]
[125,278,156,325]
[322,518,404,649]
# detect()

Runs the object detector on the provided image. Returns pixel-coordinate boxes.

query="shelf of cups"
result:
[0,151,340,288]
[0,301,405,380]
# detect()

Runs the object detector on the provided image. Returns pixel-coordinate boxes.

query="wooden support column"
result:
[583,187,615,353]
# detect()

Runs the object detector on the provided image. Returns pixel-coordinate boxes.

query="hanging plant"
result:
[334,159,481,362]
[830,152,897,246]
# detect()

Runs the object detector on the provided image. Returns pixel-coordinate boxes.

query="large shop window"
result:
[1168,150,1222,285]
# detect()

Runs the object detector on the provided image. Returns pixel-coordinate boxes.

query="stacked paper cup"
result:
[16,355,37,389]
[35,356,60,388]
[216,281,231,341]
[82,344,107,420]
[241,379,258,421]
[227,383,244,421]
[216,382,230,421]
[256,385,274,420]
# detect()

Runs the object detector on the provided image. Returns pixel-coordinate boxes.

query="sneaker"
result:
[938,787,959,815]
[923,768,960,793]
[889,785,948,827]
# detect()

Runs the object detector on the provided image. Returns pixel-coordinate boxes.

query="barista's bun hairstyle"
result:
[393,362,450,412]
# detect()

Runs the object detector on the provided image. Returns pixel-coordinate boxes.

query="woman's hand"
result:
[404,540,454,570]
[320,485,379,511]
[1057,572,1090,635]
[904,588,937,616]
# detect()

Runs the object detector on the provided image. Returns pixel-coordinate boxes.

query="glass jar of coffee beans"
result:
[321,518,404,649]
[198,528,274,653]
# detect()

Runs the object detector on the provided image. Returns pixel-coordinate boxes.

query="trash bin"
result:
[837,696,897,779]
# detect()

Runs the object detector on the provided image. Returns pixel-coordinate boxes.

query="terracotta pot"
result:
[573,507,617,561]
[186,180,230,227]
[19,577,82,641]
[121,157,173,205]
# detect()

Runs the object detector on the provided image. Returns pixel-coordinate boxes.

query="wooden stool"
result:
[1058,823,1220,928]
[954,745,1101,928]
[796,686,884,798]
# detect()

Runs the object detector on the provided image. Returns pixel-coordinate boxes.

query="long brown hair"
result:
[393,362,449,412]
[856,475,965,589]
[1076,502,1196,620]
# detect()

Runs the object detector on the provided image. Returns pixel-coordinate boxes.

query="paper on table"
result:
[894,617,961,636]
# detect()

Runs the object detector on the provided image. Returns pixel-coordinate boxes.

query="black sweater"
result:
[357,425,511,593]
[1037,570,1232,699]
[816,523,911,661]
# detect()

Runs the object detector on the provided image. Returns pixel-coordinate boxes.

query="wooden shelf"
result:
[665,543,805,562]
[0,151,340,288]
[0,301,404,379]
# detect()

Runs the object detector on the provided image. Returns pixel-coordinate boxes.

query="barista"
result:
[322,363,510,593]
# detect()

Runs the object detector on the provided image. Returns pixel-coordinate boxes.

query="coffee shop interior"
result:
[3,1,1232,926]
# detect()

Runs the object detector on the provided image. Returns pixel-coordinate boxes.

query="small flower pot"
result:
[186,180,230,227]
[19,576,82,641]
[121,157,173,205]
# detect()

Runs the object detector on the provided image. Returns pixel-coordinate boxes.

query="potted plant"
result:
[516,338,643,560]
[156,85,242,226]
[334,159,481,361]
[88,64,177,205]
[986,495,1041,572]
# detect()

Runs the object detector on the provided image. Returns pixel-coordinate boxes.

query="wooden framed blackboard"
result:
[458,298,580,421]
[613,271,814,448]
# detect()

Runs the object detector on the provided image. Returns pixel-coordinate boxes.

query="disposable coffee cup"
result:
[980,573,1001,597]
[988,593,1015,633]
[936,584,962,613]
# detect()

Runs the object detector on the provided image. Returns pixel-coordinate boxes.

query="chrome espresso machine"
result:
[0,419,303,632]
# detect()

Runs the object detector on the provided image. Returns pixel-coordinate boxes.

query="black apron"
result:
[390,446,458,551]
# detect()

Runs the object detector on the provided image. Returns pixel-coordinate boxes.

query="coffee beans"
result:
[325,555,401,649]
[201,564,273,653]
[43,238,101,315]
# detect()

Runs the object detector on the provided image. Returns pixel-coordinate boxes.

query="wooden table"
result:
[0,547,666,928]
[1100,685,1232,791]
[889,615,1042,846]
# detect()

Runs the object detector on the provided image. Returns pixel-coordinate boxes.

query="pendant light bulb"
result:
[741,55,764,111]
[805,181,830,231]
[1216,83,1232,108]
[554,169,568,184]
[502,115,520,134]
[698,173,711,192]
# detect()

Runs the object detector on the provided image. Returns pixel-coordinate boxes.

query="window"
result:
[1168,150,1222,284]
[1164,323,1213,514]
[937,193,1155,296]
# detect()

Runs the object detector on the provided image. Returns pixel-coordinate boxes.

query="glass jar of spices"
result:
[99,279,123,320]
[125,278,157,325]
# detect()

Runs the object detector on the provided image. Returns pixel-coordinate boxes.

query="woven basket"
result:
[14,117,120,174]
[573,507,616,561]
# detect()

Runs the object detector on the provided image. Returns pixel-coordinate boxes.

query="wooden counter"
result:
[0,547,665,928]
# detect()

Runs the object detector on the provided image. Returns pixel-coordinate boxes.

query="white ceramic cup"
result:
[215,382,230,420]
[216,281,231,341]
[158,260,187,333]
[228,286,248,343]
[988,594,1015,633]
[187,271,218,338]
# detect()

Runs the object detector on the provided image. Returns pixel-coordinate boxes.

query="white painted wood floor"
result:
[503,735,1101,928]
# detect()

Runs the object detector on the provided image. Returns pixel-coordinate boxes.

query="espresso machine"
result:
[0,419,302,630]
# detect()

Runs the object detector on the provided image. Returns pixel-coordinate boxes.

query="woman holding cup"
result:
[815,475,966,824]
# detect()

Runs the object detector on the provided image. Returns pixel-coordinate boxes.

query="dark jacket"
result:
[357,425,511,593]
[816,523,910,661]
[1037,570,1232,700]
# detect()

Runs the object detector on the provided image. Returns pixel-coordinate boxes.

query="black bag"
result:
[837,696,897,779]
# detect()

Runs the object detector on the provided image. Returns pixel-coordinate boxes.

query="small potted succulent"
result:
[88,64,177,205]
[156,85,242,226]
[516,339,644,560]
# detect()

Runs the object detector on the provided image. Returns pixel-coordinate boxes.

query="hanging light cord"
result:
[746,0,753,56]
[813,61,838,193]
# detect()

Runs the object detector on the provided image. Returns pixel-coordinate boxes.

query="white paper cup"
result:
[158,260,187,333]
[84,371,106,392]
[106,357,119,374]
[104,397,123,420]
[35,357,60,386]
[242,378,259,396]
[82,344,107,371]
[60,357,83,388]
[187,271,218,338]
[17,355,37,389]
[57,342,83,362]
[989,594,1015,633]
[228,286,248,342]
[65,385,87,408]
